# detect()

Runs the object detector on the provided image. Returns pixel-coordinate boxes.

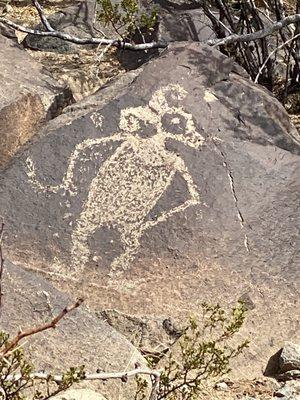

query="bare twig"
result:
[257,7,275,24]
[93,24,108,38]
[96,42,113,63]
[31,0,54,32]
[0,17,167,50]
[149,374,160,400]
[206,14,300,46]
[4,367,162,383]
[255,32,300,82]
[2,298,84,356]
[202,4,232,36]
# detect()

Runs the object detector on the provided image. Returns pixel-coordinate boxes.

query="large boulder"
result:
[0,35,73,168]
[0,261,148,399]
[0,42,299,377]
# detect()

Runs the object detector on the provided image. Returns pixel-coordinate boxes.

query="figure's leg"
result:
[109,228,142,275]
[70,215,98,277]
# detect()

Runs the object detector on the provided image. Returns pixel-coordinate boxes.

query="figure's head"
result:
[118,84,205,148]
[158,105,204,149]
[119,104,160,138]
[151,84,205,149]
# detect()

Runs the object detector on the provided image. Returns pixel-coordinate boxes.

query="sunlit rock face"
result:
[0,261,147,399]
[0,42,299,377]
[0,35,73,168]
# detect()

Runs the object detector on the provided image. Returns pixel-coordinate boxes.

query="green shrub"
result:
[0,331,85,400]
[96,0,158,41]
[136,301,249,400]
[0,301,248,400]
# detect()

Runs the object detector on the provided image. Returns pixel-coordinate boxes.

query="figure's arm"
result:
[141,160,200,232]
[26,133,126,195]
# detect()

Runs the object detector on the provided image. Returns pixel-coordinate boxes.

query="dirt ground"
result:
[200,378,278,400]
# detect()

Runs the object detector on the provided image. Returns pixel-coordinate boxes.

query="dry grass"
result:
[3,2,62,27]
[198,378,276,400]
[28,48,124,101]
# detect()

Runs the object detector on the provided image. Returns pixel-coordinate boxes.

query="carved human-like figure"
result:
[26,84,205,276]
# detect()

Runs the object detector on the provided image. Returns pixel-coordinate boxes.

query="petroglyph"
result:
[26,84,205,276]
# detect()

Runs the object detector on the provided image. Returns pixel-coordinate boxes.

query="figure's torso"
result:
[82,138,177,225]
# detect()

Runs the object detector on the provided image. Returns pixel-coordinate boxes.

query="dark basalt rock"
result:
[0,42,299,377]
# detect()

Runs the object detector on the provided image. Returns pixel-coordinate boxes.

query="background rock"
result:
[27,47,124,102]
[0,261,148,399]
[278,370,300,381]
[0,34,73,168]
[24,0,97,53]
[265,349,283,377]
[0,42,299,377]
[156,7,215,42]
[117,0,216,69]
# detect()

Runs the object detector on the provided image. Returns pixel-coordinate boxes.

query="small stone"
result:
[277,370,300,382]
[285,370,300,380]
[4,4,13,12]
[238,292,256,310]
[280,343,300,373]
[215,381,229,391]
[274,381,300,399]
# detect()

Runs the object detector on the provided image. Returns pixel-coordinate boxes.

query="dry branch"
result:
[207,13,300,46]
[0,16,167,50]
[4,367,162,383]
[254,32,300,82]
[1,298,84,356]
[0,0,298,52]
[32,0,54,32]
[0,292,161,399]
[1,13,299,49]
[3,367,162,400]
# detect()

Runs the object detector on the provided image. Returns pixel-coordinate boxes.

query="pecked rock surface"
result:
[0,35,73,168]
[0,42,299,376]
[0,261,147,399]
